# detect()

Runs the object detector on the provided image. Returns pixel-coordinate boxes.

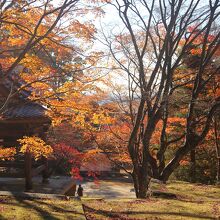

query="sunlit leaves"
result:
[0,147,16,161]
[18,136,53,161]
[69,20,96,41]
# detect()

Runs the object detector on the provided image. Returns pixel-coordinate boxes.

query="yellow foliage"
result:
[92,112,113,125]
[18,136,53,161]
[0,147,16,161]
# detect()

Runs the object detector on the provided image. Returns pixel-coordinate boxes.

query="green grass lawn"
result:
[0,181,219,220]
[82,181,220,220]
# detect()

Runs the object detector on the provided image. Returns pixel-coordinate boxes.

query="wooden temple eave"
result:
[0,119,50,138]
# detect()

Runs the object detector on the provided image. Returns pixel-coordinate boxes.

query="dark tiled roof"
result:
[0,69,49,121]
[2,102,47,120]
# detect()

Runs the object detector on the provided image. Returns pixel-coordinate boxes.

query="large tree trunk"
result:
[132,167,151,198]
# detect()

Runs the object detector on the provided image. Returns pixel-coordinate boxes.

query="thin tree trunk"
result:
[190,149,196,182]
[42,157,49,183]
[216,153,220,185]
[159,138,198,182]
[214,116,220,184]
[132,172,139,198]
[25,152,32,191]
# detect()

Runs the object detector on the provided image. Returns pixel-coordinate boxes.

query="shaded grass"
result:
[0,196,85,220]
[82,181,220,220]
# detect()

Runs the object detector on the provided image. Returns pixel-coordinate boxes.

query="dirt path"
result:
[79,177,136,199]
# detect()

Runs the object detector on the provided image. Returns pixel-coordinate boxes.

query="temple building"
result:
[0,71,51,190]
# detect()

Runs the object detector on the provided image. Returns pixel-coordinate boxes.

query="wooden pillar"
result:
[25,152,32,191]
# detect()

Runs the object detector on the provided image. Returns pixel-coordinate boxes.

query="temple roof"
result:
[0,69,49,122]
[1,102,47,120]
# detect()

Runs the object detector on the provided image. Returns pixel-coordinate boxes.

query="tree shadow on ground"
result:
[0,214,7,220]
[7,192,84,220]
[82,204,217,220]
[10,194,60,220]
[32,197,84,216]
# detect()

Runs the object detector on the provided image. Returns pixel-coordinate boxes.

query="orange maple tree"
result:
[95,0,220,199]
[0,0,107,177]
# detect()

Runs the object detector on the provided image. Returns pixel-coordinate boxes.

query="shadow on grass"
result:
[11,194,60,220]
[82,204,217,220]
[32,198,84,216]
[8,192,84,220]
[0,214,7,220]
[0,192,86,220]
